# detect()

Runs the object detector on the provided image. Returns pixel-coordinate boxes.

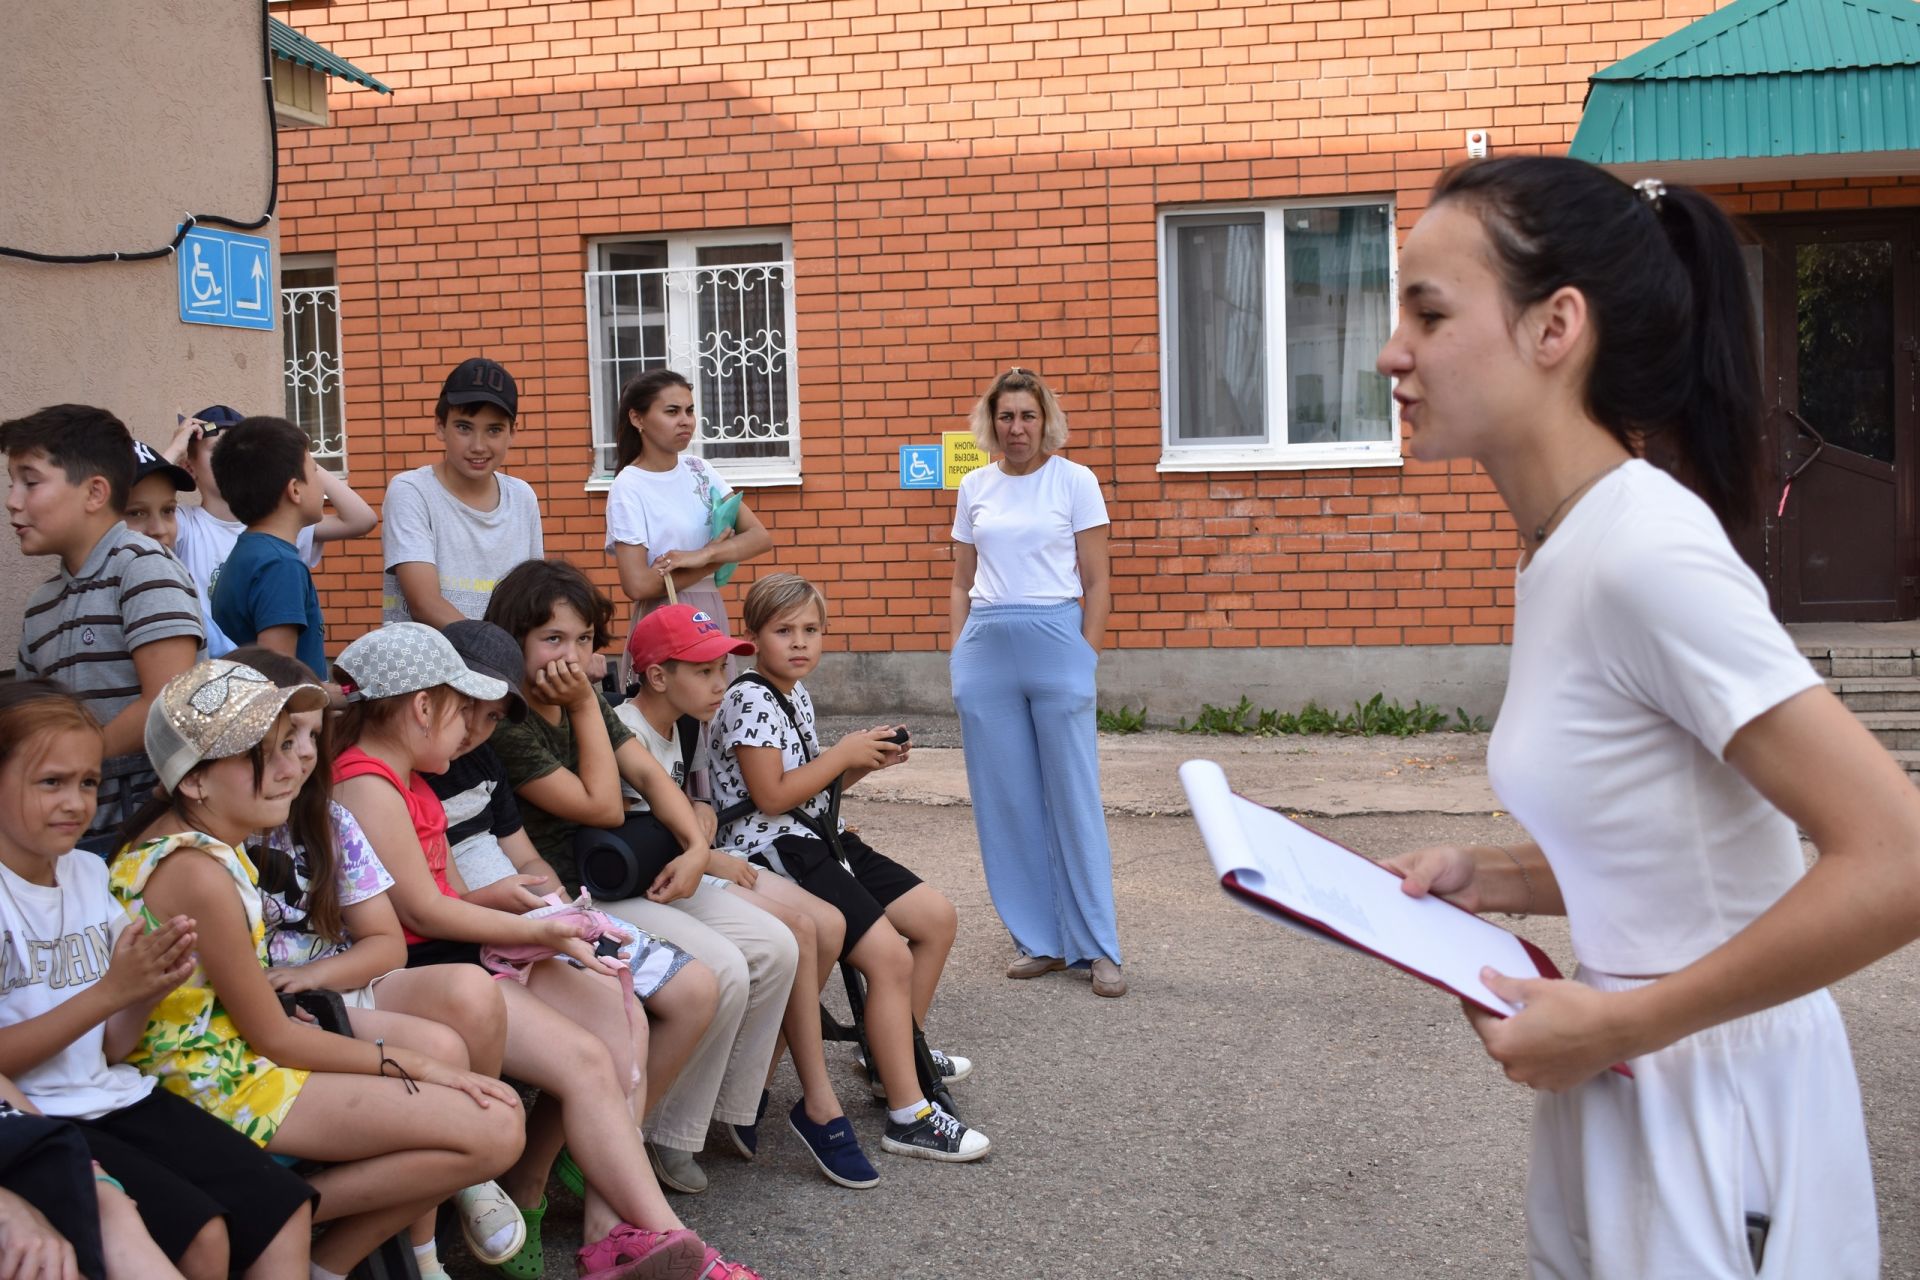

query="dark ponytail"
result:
[1433,157,1761,527]
[612,369,694,472]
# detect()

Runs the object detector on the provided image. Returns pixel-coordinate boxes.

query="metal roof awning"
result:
[268,16,391,95]
[1568,0,1920,183]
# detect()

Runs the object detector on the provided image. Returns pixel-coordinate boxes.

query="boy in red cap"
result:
[615,605,885,1189]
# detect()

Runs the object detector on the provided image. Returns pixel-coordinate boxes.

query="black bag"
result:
[576,715,703,899]
[0,1103,107,1280]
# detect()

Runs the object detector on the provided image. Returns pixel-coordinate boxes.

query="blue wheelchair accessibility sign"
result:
[178,227,275,331]
[899,445,942,489]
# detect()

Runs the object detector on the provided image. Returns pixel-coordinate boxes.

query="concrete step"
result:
[1828,677,1920,711]
[1853,711,1920,752]
[1800,647,1920,678]
[1892,751,1920,780]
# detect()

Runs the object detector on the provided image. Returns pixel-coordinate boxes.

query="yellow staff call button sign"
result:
[942,432,989,489]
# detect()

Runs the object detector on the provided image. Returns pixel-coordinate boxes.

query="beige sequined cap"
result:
[145,659,328,793]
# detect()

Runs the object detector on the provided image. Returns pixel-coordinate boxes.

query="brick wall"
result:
[276,0,1920,657]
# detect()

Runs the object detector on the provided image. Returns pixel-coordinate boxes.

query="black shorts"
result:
[753,831,921,959]
[0,1105,105,1280]
[70,1090,315,1270]
[406,937,484,968]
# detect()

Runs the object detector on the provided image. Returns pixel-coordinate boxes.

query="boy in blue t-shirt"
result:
[206,417,332,687]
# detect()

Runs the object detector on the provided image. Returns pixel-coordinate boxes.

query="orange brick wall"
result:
[276,0,1920,658]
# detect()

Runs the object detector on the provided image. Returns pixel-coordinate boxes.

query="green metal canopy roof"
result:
[268,16,391,94]
[1569,0,1920,177]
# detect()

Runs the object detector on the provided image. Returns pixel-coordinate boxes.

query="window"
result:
[1158,200,1398,471]
[585,232,799,486]
[280,257,346,473]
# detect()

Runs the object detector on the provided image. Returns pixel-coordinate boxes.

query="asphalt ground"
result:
[441,772,1920,1279]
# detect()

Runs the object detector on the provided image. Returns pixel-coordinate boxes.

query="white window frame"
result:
[280,252,347,474]
[1156,197,1401,473]
[584,230,800,490]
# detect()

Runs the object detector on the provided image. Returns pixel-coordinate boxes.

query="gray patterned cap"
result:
[336,622,510,706]
[146,659,328,793]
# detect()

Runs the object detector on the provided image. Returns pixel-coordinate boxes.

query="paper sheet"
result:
[1181,759,1546,1015]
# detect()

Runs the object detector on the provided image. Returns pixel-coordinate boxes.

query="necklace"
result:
[1529,461,1627,547]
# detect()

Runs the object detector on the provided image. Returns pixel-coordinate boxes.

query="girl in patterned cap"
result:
[111,658,526,1279]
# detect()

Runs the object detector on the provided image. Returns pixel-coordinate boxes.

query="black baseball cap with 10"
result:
[442,358,518,420]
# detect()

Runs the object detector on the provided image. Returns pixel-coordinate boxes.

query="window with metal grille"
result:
[1159,200,1399,472]
[585,233,799,486]
[280,257,346,473]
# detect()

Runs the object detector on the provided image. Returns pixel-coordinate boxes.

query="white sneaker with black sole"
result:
[880,1103,990,1163]
[857,1048,972,1097]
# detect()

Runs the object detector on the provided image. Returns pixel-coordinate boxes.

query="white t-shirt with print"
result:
[604,458,733,591]
[1486,460,1823,977]
[0,854,155,1120]
[951,455,1109,606]
[710,678,839,857]
[175,504,320,657]
[612,701,708,812]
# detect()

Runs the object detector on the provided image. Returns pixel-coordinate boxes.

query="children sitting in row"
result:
[2,406,203,847]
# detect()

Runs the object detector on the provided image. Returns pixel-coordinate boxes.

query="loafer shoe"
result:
[646,1141,708,1194]
[1091,957,1127,998]
[1006,953,1066,980]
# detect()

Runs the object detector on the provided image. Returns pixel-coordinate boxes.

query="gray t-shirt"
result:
[380,466,544,623]
[16,523,203,835]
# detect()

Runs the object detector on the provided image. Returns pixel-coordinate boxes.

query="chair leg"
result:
[835,961,961,1121]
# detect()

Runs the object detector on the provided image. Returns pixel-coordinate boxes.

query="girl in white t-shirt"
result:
[948,367,1125,998]
[0,678,317,1279]
[603,370,773,687]
[1377,157,1920,1278]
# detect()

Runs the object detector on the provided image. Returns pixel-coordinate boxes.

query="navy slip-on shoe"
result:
[728,1088,770,1159]
[788,1100,880,1189]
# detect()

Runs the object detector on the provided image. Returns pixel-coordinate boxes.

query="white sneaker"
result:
[881,1102,990,1163]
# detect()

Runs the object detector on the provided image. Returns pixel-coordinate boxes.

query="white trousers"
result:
[1527,969,1877,1279]
[599,881,798,1151]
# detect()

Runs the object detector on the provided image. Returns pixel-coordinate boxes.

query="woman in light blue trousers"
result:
[948,368,1125,997]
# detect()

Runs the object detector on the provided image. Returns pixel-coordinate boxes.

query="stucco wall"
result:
[0,0,281,669]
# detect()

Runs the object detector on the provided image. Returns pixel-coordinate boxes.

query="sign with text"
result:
[942,432,988,489]
[177,227,275,331]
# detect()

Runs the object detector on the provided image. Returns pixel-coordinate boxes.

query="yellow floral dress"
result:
[108,832,309,1147]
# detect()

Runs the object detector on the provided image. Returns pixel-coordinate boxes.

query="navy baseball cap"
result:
[187,405,246,435]
[441,358,518,419]
[132,440,195,492]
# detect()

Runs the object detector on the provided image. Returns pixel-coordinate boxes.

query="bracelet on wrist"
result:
[375,1037,420,1094]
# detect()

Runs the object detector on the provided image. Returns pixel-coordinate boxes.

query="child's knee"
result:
[816,909,846,959]
[852,927,912,985]
[178,1214,230,1280]
[416,1018,471,1071]
[755,918,800,985]
[443,966,509,1047]
[665,958,719,1018]
[469,1098,528,1174]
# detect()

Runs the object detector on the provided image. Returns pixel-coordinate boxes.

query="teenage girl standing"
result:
[605,371,773,685]
[1378,157,1920,1278]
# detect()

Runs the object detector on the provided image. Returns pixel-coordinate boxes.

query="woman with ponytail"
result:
[1377,156,1920,1277]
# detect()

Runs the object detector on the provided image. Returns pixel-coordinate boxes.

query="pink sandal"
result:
[697,1248,765,1280]
[575,1223,706,1280]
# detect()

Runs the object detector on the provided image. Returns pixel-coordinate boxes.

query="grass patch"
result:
[1176,694,1489,738]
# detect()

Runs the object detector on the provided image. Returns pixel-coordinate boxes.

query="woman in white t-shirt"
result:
[604,370,773,688]
[1376,157,1920,1278]
[947,368,1125,998]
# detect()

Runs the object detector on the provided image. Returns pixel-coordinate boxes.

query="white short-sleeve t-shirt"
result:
[604,458,733,592]
[952,455,1109,606]
[0,853,155,1120]
[175,504,320,657]
[611,701,707,812]
[1486,460,1823,976]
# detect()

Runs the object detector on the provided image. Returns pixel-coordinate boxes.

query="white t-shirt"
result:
[1486,460,1823,976]
[611,701,705,812]
[710,678,839,856]
[952,455,1109,605]
[604,458,733,592]
[0,854,155,1120]
[175,504,320,657]
[381,466,545,623]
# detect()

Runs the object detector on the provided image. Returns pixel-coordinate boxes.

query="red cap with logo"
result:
[627,604,756,673]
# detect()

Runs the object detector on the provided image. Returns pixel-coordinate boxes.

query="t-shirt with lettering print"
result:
[709,677,841,859]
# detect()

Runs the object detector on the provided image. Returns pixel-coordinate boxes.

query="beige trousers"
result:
[601,877,798,1151]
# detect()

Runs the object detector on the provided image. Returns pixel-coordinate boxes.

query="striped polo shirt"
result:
[16,523,203,837]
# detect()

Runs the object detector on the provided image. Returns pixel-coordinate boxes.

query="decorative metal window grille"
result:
[280,263,345,473]
[586,238,799,484]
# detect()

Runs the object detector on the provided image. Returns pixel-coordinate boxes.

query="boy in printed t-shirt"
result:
[382,359,544,628]
[207,417,334,691]
[170,404,376,657]
[2,405,203,843]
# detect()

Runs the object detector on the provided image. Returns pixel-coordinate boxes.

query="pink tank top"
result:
[334,746,459,945]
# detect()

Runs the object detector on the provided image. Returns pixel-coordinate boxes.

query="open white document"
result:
[1181,759,1556,1017]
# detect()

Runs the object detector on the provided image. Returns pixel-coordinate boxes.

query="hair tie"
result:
[1633,178,1666,210]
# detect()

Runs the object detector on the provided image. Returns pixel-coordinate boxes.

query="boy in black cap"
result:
[124,439,196,552]
[381,358,546,627]
[170,405,376,656]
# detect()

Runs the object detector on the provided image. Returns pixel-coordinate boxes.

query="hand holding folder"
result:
[1180,760,1632,1080]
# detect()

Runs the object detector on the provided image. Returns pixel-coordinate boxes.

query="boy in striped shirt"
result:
[3,405,202,845]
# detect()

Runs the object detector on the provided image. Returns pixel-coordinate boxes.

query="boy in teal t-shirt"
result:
[206,417,331,683]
